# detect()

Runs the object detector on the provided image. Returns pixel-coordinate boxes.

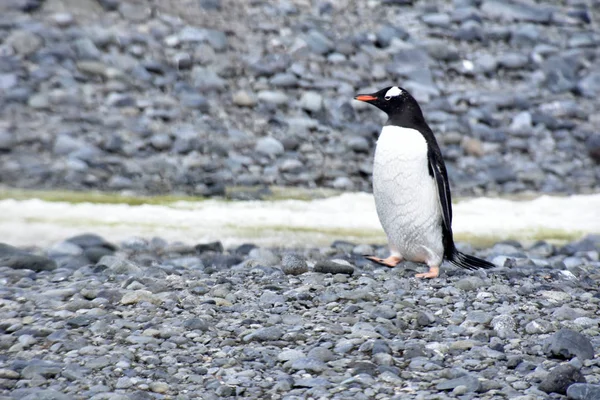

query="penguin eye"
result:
[384,95,391,101]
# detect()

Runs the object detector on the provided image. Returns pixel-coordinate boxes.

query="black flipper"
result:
[427,138,495,271]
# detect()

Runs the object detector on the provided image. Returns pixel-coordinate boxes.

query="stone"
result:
[567,383,600,400]
[480,0,552,23]
[0,243,57,272]
[195,241,224,253]
[0,130,15,151]
[539,364,586,395]
[232,90,257,107]
[491,314,516,338]
[149,382,168,393]
[66,234,116,250]
[244,326,283,342]
[183,318,210,332]
[544,329,595,361]
[290,357,327,373]
[120,290,159,305]
[119,3,152,21]
[313,260,354,275]
[303,30,334,55]
[191,66,226,91]
[437,375,481,392]
[454,276,485,291]
[255,137,285,157]
[578,71,600,98]
[6,30,43,56]
[281,254,309,275]
[299,92,323,113]
[248,248,280,267]
[257,91,289,105]
[278,349,306,362]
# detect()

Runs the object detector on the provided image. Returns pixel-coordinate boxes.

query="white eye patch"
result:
[385,86,402,98]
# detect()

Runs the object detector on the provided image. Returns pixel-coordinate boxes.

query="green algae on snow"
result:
[0,188,206,206]
[0,186,342,205]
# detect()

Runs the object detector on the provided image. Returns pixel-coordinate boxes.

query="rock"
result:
[244,326,283,342]
[578,71,600,98]
[232,90,257,107]
[278,349,305,362]
[299,92,323,113]
[462,138,484,157]
[538,364,586,395]
[345,136,370,152]
[191,66,226,91]
[544,329,595,361]
[281,254,309,275]
[248,248,280,267]
[255,137,285,157]
[66,234,116,250]
[0,130,15,151]
[119,3,152,21]
[290,357,327,373]
[195,241,224,253]
[480,0,552,23]
[149,382,169,394]
[313,260,354,275]
[454,276,486,291]
[257,91,289,105]
[120,290,159,305]
[491,314,516,338]
[303,30,334,55]
[437,374,481,392]
[567,383,600,400]
[0,243,57,272]
[6,30,43,56]
[97,256,142,275]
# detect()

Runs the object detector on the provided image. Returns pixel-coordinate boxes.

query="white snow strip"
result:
[0,193,598,248]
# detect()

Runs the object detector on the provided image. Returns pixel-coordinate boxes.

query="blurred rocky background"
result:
[0,0,599,197]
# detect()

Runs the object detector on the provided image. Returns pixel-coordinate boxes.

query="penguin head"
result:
[354,86,419,117]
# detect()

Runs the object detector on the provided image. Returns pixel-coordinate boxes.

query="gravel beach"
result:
[1,0,600,399]
[0,0,599,197]
[0,234,599,399]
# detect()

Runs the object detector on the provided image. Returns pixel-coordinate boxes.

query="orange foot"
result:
[364,255,402,268]
[415,266,440,279]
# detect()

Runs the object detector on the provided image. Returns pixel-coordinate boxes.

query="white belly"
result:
[373,126,443,265]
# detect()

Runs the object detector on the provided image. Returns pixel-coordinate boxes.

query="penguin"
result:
[354,86,494,278]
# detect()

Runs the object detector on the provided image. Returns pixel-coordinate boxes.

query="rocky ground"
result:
[0,233,599,399]
[0,0,600,197]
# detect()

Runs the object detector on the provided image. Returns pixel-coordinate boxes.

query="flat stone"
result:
[544,329,595,361]
[6,30,43,56]
[232,90,257,107]
[255,137,284,157]
[0,243,57,272]
[313,260,354,275]
[299,92,323,113]
[437,375,481,392]
[567,383,600,400]
[244,326,283,342]
[97,256,142,276]
[290,357,327,373]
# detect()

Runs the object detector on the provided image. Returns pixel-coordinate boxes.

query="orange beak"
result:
[354,94,377,102]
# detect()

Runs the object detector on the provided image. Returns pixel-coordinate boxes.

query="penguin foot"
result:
[364,255,402,268]
[415,266,440,279]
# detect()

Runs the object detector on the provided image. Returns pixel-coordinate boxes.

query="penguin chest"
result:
[372,126,443,261]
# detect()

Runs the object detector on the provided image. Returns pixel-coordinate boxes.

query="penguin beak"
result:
[354,94,377,102]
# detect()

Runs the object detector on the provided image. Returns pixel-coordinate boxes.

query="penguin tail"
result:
[447,248,495,271]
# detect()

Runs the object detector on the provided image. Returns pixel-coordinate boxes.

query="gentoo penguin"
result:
[354,86,494,278]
